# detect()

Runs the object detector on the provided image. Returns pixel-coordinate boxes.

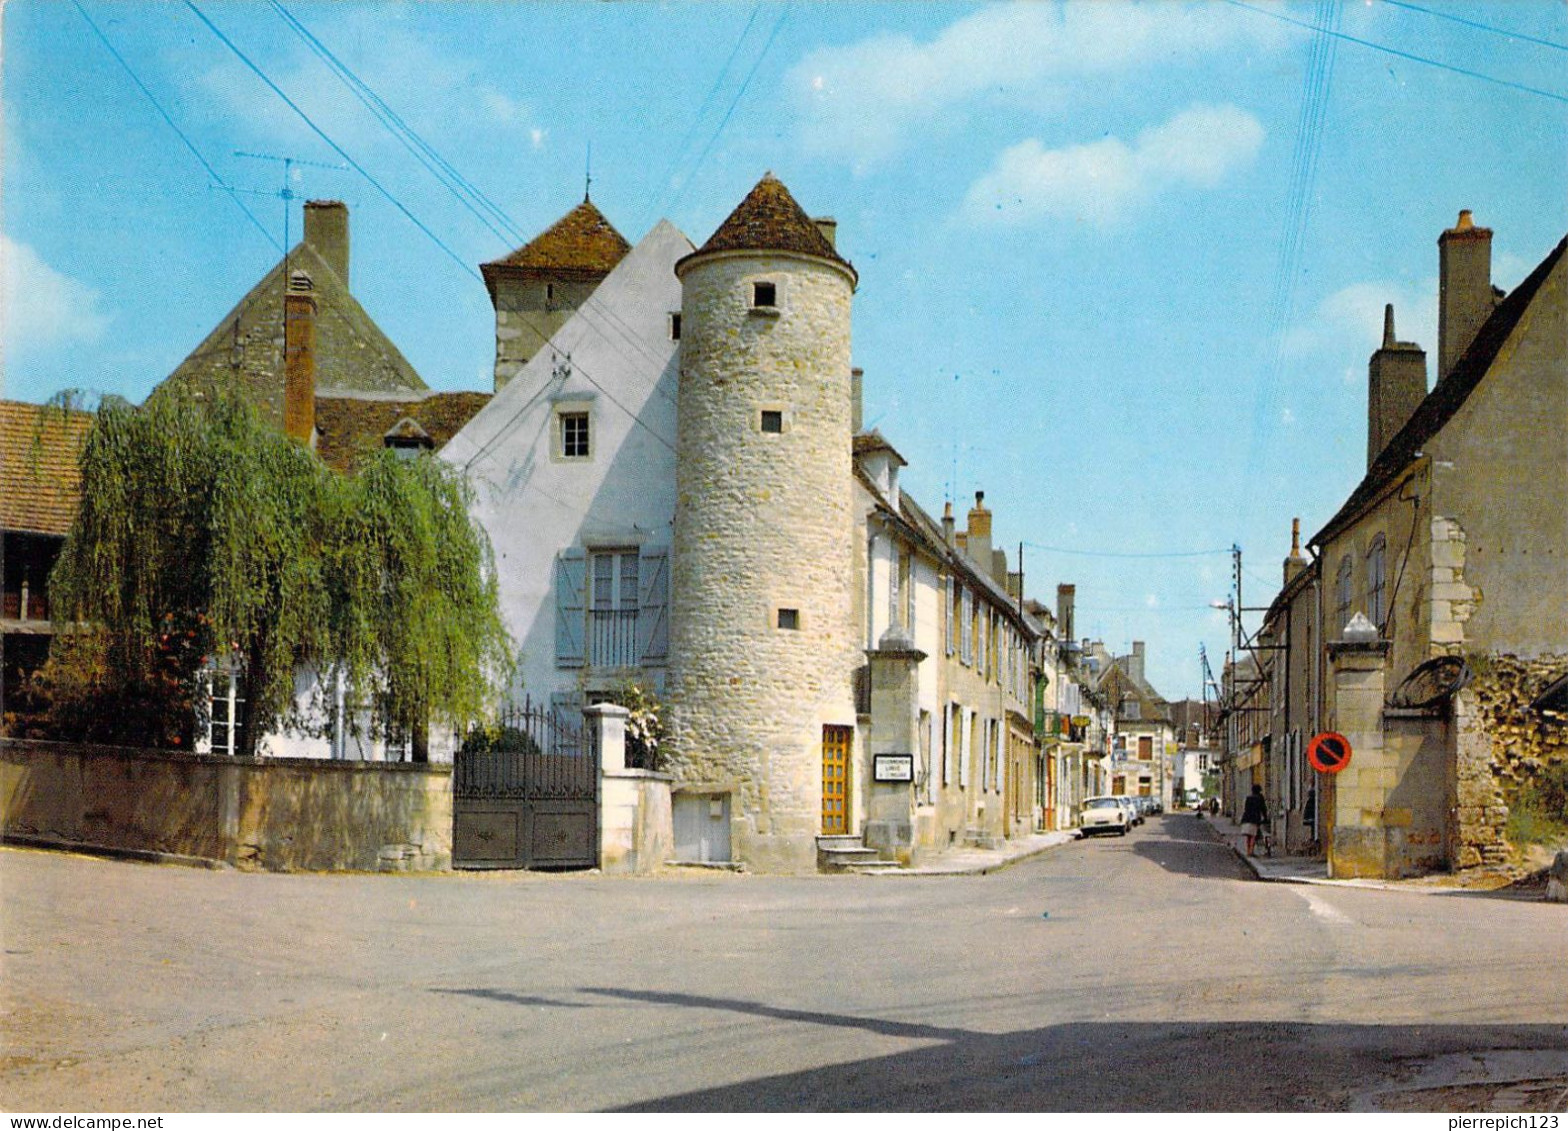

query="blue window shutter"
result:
[555,548,587,668]
[637,546,669,664]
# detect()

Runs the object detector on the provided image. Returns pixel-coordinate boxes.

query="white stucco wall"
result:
[442,220,693,708]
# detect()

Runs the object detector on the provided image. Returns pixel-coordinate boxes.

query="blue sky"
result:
[4,1,1565,699]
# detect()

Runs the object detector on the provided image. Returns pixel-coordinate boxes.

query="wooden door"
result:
[822,725,852,835]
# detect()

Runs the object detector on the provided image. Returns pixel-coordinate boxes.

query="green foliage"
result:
[38,385,511,752]
[1506,760,1568,852]
[599,680,665,770]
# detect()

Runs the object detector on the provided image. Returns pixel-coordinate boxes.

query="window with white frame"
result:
[557,408,591,460]
[589,549,640,667]
[203,657,246,757]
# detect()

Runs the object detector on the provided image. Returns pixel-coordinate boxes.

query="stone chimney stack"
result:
[1367,303,1428,467]
[1438,209,1495,383]
[851,367,864,434]
[303,200,350,287]
[1056,584,1076,645]
[1130,641,1146,686]
[283,271,317,446]
[966,491,992,568]
[991,548,1009,587]
[1284,517,1309,586]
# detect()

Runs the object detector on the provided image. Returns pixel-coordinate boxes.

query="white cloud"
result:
[960,104,1264,227]
[1,235,109,357]
[1285,277,1438,360]
[195,15,540,162]
[790,3,1283,163]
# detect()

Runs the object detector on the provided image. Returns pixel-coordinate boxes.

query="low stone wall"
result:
[601,768,673,874]
[1455,653,1568,868]
[1,738,452,872]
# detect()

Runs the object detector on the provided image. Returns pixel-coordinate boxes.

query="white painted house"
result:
[441,210,693,719]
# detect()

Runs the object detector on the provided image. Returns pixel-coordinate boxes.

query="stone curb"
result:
[2,833,231,871]
[863,832,1082,878]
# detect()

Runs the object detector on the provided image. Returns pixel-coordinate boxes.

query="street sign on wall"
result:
[1308,732,1353,774]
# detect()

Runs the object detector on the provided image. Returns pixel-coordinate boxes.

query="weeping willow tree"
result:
[39,385,511,755]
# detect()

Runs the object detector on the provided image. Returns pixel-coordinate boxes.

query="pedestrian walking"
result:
[1240,784,1268,856]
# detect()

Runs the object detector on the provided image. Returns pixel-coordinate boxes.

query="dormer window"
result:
[383,416,434,460]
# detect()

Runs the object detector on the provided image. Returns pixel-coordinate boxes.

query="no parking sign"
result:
[1307,732,1352,774]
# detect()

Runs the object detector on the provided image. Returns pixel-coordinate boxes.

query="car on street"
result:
[1117,796,1142,826]
[1079,796,1129,837]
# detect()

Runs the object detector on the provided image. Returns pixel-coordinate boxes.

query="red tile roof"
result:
[312,391,491,474]
[0,401,91,536]
[485,199,630,275]
[681,173,855,282]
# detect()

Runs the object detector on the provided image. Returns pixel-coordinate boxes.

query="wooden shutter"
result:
[555,548,587,668]
[637,546,669,664]
[945,576,955,656]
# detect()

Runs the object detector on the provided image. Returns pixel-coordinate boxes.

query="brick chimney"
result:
[283,271,317,446]
[1284,517,1309,585]
[1367,303,1427,466]
[1438,209,1494,383]
[1129,640,1146,686]
[1056,584,1076,645]
[942,500,956,548]
[966,491,992,569]
[304,200,350,287]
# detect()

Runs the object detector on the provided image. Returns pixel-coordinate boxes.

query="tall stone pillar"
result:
[863,628,925,862]
[1325,618,1395,879]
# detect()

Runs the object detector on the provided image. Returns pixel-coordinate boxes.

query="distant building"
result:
[0,401,91,729]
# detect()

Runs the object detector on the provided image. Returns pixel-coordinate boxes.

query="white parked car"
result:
[1080,796,1129,837]
[1117,796,1142,827]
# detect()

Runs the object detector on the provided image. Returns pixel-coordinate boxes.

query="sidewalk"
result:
[1198,811,1548,898]
[872,829,1081,876]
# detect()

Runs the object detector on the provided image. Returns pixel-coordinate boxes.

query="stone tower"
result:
[665,173,860,873]
[481,198,630,392]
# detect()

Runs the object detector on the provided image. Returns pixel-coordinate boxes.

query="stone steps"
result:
[816,835,897,873]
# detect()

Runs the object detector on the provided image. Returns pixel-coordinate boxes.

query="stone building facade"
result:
[1225,212,1567,879]
[664,178,862,875]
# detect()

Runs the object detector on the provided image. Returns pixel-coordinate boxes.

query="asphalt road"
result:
[4,815,1566,1112]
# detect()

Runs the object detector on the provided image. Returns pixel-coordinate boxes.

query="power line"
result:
[186,1,484,282]
[638,3,764,232]
[70,0,280,254]
[1375,0,1568,53]
[666,4,792,215]
[1225,0,1568,104]
[1022,542,1230,560]
[266,1,679,417]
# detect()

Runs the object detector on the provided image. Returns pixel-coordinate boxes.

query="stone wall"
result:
[0,739,452,871]
[1454,653,1568,868]
[666,250,859,873]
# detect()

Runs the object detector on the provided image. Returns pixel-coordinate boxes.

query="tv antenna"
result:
[226,152,348,343]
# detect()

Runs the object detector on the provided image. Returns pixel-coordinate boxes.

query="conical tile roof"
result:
[682,173,854,280]
[486,199,630,274]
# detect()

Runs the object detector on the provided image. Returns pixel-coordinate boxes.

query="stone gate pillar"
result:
[864,628,925,862]
[1325,616,1394,878]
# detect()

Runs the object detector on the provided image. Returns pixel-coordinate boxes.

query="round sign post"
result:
[1307,731,1353,774]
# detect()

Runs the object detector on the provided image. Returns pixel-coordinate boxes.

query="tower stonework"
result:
[666,174,860,873]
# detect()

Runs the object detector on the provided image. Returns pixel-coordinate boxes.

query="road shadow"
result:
[1129,815,1254,882]
[569,987,1568,1112]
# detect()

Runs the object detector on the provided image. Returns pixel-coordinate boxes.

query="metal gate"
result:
[453,699,600,870]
